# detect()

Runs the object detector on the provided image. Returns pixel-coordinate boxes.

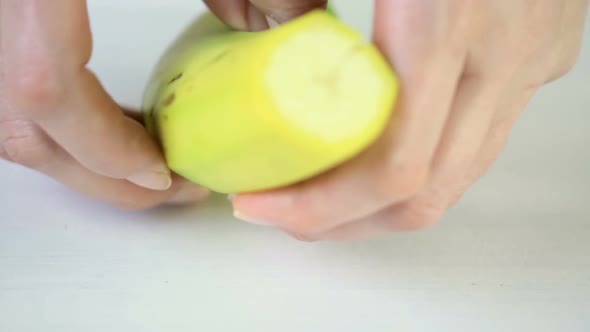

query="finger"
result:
[232,0,468,234]
[203,0,269,31]
[371,0,471,167]
[121,106,145,125]
[421,73,506,192]
[50,156,210,210]
[290,197,446,242]
[250,0,327,22]
[203,0,327,31]
[463,86,538,186]
[307,87,538,242]
[0,118,208,209]
[1,0,172,190]
[115,108,211,204]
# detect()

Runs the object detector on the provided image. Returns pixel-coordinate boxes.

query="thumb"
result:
[203,0,328,31]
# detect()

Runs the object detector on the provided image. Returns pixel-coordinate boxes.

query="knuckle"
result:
[382,161,430,200]
[5,61,66,113]
[271,190,329,235]
[386,198,445,232]
[489,119,514,144]
[466,121,512,183]
[547,54,581,83]
[0,119,54,169]
[522,77,546,93]
[284,210,325,235]
[522,44,583,88]
[448,189,467,208]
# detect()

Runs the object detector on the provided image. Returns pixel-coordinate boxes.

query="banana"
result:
[141,8,399,194]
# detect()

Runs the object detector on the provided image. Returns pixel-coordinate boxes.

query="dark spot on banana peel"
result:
[202,50,230,68]
[163,94,176,107]
[168,73,183,84]
[213,50,229,63]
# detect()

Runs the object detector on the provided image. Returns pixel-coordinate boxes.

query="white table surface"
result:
[1,1,589,331]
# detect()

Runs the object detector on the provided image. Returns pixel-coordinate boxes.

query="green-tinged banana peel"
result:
[142,9,399,194]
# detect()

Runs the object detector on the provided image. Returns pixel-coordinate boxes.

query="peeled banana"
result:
[141,8,399,194]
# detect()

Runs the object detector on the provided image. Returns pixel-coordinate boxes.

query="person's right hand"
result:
[0,0,209,209]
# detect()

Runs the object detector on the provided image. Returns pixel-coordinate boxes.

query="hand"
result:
[0,0,209,209]
[207,0,589,241]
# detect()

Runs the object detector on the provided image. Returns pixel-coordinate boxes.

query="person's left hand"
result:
[207,0,589,241]
[0,1,209,210]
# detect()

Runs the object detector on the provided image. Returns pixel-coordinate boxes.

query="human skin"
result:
[206,0,589,241]
[0,1,209,209]
[0,1,587,241]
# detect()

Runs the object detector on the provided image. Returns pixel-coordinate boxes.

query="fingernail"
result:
[127,166,172,190]
[266,15,279,29]
[168,186,209,204]
[233,210,274,226]
[247,4,270,31]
